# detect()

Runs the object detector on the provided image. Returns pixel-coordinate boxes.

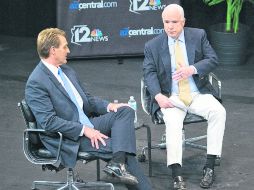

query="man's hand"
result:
[83,127,108,149]
[107,102,130,112]
[173,65,195,81]
[155,93,175,108]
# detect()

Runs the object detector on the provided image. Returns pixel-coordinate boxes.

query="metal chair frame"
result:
[18,99,114,190]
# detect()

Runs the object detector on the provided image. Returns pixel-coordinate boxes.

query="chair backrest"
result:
[140,78,151,115]
[18,99,37,129]
[18,99,111,165]
[140,78,164,124]
[18,99,42,146]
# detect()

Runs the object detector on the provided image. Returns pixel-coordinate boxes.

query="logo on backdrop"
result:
[120,27,164,37]
[71,25,109,46]
[69,0,118,11]
[129,0,166,14]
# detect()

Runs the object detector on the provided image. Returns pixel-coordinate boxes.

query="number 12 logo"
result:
[129,0,163,14]
[71,25,91,45]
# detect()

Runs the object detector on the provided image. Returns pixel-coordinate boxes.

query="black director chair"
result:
[18,99,114,190]
[138,73,222,177]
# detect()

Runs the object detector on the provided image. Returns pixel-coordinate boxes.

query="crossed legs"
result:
[80,106,152,190]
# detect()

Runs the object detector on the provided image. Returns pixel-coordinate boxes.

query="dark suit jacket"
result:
[143,27,219,117]
[25,62,109,167]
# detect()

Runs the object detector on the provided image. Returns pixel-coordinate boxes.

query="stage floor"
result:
[1,34,254,190]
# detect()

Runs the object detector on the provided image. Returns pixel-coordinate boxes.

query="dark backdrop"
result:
[0,0,252,39]
[0,0,56,37]
[57,0,179,58]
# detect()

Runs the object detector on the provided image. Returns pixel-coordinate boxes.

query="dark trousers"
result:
[79,106,152,190]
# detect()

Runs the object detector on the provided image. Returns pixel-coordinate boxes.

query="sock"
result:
[170,163,182,178]
[205,154,216,170]
[112,151,126,163]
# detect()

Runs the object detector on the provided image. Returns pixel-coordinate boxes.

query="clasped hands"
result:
[172,65,195,81]
[83,102,130,149]
[155,65,195,108]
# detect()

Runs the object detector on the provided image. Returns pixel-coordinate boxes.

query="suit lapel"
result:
[160,35,171,75]
[184,28,195,65]
[39,62,71,100]
[160,34,172,82]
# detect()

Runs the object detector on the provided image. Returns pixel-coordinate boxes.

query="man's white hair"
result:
[162,4,185,20]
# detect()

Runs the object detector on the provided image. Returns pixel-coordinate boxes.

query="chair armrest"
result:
[141,78,151,115]
[209,72,222,100]
[23,128,62,165]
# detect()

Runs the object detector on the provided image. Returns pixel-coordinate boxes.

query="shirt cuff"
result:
[191,65,198,74]
[107,103,111,112]
[79,126,85,136]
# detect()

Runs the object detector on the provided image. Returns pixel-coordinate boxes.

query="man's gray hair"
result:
[162,4,185,20]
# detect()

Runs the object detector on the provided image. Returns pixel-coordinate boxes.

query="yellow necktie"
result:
[175,40,192,106]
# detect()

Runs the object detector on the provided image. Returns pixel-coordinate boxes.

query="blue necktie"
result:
[58,67,94,128]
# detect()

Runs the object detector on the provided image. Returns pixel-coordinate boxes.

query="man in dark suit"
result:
[25,28,152,190]
[143,4,226,190]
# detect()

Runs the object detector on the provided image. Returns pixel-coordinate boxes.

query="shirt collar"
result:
[167,30,185,46]
[41,59,59,77]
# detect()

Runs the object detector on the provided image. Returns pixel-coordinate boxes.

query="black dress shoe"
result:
[103,161,138,185]
[173,176,187,190]
[200,167,215,189]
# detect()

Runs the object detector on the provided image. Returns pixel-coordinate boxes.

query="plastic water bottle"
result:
[128,96,137,123]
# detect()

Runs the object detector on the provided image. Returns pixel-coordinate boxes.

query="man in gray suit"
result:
[25,28,152,190]
[143,4,226,190]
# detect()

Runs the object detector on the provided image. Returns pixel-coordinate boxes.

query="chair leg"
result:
[136,123,153,177]
[74,182,114,189]
[137,127,210,178]
[32,181,66,189]
[184,135,207,150]
[32,168,114,190]
[144,124,152,177]
[96,159,100,181]
[57,183,69,190]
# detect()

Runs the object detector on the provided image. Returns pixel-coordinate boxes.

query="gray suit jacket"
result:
[25,62,109,167]
[143,27,219,116]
